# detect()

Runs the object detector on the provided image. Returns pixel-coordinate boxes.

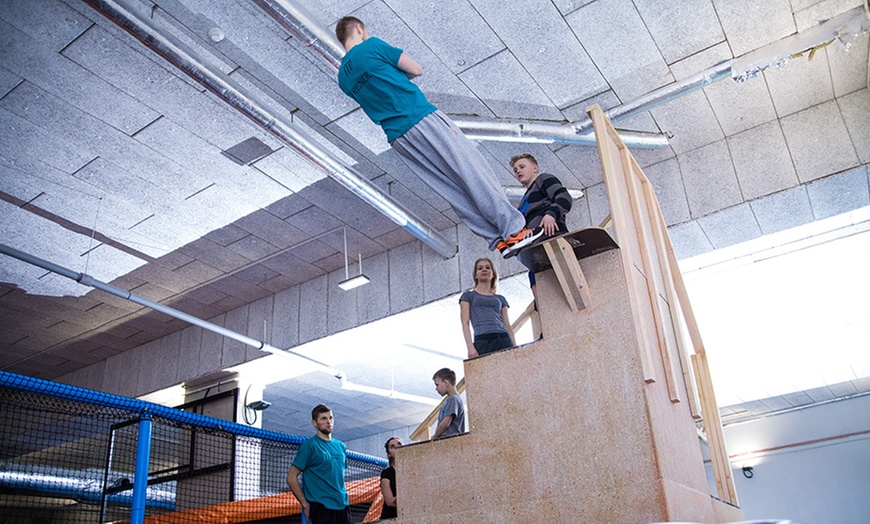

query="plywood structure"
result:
[397,107,741,522]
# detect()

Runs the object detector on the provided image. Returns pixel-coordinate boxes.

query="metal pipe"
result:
[572,5,870,135]
[251,0,345,70]
[0,242,339,374]
[451,116,669,148]
[1,244,438,405]
[250,0,670,148]
[571,61,733,135]
[82,0,456,259]
[130,413,152,524]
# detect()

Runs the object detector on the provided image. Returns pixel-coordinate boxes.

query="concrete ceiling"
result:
[1,0,869,442]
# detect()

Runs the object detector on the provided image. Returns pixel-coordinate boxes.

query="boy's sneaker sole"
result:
[502,228,544,258]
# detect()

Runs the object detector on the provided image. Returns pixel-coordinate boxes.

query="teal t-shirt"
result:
[337,37,437,142]
[292,435,349,510]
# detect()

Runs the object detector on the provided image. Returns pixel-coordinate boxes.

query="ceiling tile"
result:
[650,90,724,154]
[749,186,814,234]
[382,0,502,75]
[235,210,310,250]
[331,109,391,155]
[806,165,870,219]
[838,88,870,164]
[566,0,672,100]
[666,220,713,259]
[697,202,762,248]
[827,33,869,98]
[792,0,864,31]
[713,0,796,56]
[706,76,778,136]
[189,0,354,122]
[1,22,160,136]
[634,0,725,64]
[179,238,253,274]
[253,148,328,194]
[644,158,691,226]
[677,140,743,217]
[553,146,605,189]
[551,0,594,16]
[781,100,860,182]
[469,0,606,108]
[459,50,564,120]
[727,120,799,200]
[0,0,91,52]
[764,53,834,118]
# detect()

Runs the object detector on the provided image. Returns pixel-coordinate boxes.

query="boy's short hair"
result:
[335,16,364,45]
[311,403,332,420]
[432,368,456,385]
[509,153,538,168]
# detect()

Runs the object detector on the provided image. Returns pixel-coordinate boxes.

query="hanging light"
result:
[338,227,370,291]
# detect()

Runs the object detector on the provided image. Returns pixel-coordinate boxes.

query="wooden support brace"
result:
[542,237,591,312]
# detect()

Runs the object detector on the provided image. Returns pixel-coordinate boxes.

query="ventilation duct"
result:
[571,5,870,134]
[452,116,668,148]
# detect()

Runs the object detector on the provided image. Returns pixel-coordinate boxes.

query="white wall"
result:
[707,393,870,523]
[345,424,419,460]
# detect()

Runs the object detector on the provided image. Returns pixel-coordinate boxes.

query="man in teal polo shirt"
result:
[286,404,350,524]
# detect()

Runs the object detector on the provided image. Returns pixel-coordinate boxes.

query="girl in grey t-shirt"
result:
[459,258,516,358]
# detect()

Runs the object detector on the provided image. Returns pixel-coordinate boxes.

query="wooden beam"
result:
[543,237,591,311]
[692,352,739,505]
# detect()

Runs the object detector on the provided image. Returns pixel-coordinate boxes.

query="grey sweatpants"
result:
[391,111,526,250]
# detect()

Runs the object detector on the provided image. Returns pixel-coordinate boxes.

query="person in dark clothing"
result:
[379,437,402,519]
[510,153,573,299]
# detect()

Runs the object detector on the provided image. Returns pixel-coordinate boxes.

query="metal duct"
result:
[572,5,870,135]
[0,243,340,374]
[504,186,583,204]
[82,0,456,259]
[451,116,669,148]
[251,0,345,71]
[571,61,733,135]
[251,0,670,148]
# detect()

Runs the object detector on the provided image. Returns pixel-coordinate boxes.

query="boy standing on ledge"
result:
[433,368,465,439]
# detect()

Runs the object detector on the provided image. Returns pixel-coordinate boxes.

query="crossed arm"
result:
[397,52,423,78]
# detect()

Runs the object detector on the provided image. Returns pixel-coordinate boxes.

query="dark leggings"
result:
[474,332,514,356]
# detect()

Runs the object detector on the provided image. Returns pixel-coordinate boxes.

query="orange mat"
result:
[126,477,385,523]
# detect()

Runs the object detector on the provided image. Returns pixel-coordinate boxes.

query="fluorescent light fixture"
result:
[338,274,370,291]
[340,227,370,291]
[339,378,439,406]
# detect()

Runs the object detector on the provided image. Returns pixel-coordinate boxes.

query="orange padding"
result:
[127,477,385,523]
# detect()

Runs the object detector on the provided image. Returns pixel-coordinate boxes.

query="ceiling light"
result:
[339,376,438,405]
[339,273,370,291]
[339,227,370,291]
